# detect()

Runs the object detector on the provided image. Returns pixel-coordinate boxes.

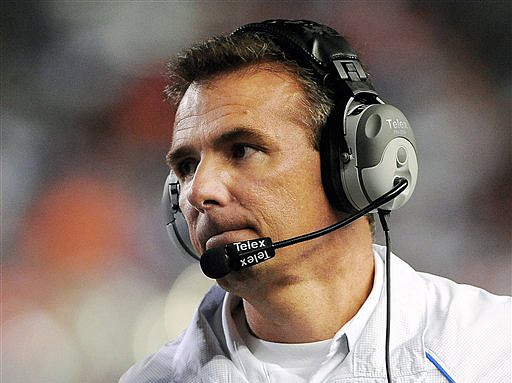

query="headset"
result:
[162,19,418,261]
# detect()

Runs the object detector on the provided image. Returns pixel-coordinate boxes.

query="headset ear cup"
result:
[162,172,200,261]
[320,99,358,214]
[342,103,418,211]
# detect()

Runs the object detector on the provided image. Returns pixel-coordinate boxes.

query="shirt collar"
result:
[222,247,384,357]
[333,247,384,353]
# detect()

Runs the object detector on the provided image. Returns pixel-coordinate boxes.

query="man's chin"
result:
[215,267,254,292]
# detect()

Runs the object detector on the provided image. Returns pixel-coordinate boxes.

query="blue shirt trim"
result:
[426,352,456,383]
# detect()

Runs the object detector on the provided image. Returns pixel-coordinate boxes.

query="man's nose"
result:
[185,160,231,213]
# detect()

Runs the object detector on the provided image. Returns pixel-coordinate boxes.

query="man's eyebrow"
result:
[211,126,272,148]
[166,126,272,168]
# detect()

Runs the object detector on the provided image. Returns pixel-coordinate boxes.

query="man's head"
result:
[164,30,378,249]
[165,20,390,263]
[162,19,425,282]
[166,56,357,269]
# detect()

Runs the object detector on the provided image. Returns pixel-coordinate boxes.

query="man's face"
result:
[168,67,342,268]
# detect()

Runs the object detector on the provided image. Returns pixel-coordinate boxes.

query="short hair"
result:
[164,33,334,150]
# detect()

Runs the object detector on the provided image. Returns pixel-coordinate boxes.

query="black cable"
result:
[274,180,403,383]
[378,209,392,383]
[172,221,200,261]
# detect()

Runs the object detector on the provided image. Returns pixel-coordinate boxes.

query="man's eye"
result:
[178,159,198,178]
[232,144,257,159]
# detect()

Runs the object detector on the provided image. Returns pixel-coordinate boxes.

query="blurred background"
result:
[1,1,510,382]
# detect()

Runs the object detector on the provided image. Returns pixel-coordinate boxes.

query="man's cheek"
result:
[181,203,197,225]
[187,227,202,254]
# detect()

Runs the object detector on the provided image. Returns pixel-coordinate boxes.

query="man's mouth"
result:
[204,228,257,251]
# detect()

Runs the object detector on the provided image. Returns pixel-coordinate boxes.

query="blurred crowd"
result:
[2,2,510,382]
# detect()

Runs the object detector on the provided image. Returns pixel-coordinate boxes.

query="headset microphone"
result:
[200,238,275,279]
[200,178,408,279]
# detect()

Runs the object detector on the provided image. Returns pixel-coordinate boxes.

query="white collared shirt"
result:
[221,252,384,383]
[120,245,511,383]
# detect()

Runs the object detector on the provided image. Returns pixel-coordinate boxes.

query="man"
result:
[121,20,510,383]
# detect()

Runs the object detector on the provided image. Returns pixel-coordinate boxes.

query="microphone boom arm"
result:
[273,177,408,250]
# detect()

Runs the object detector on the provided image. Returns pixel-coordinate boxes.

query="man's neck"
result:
[223,219,375,343]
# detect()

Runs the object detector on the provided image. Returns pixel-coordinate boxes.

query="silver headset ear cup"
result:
[341,102,418,211]
[162,172,200,261]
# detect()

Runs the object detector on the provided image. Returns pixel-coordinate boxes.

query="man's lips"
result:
[204,228,257,251]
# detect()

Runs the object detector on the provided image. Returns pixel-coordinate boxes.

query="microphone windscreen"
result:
[200,247,231,279]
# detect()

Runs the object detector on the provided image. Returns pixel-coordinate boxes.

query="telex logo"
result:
[239,250,272,267]
[226,237,275,270]
[386,118,408,135]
